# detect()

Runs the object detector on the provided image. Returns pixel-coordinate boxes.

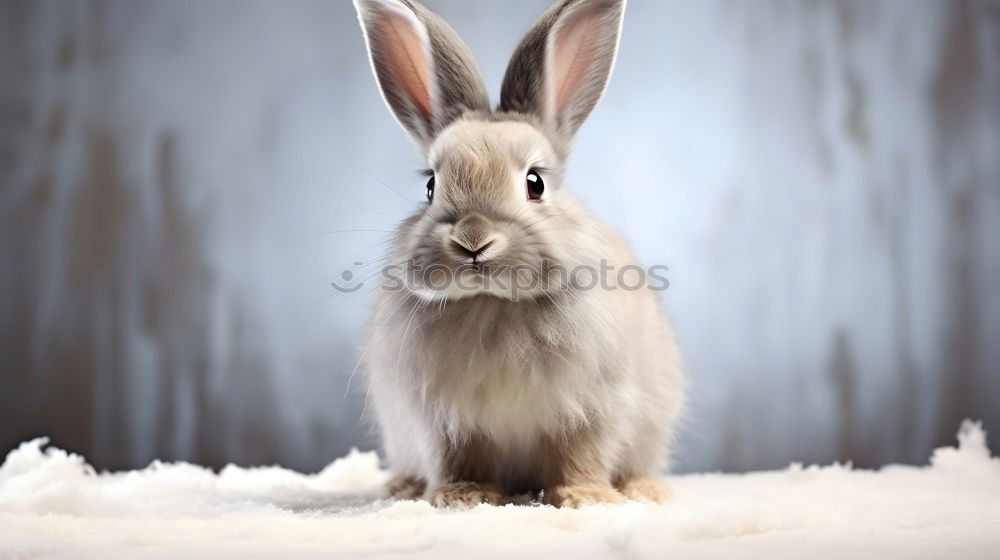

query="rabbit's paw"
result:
[426,481,502,508]
[616,476,672,504]
[384,474,427,500]
[545,484,625,508]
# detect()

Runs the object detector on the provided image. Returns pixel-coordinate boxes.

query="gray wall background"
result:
[1,0,998,474]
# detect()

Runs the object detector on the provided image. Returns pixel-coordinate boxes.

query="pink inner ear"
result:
[378,8,433,118]
[550,3,604,114]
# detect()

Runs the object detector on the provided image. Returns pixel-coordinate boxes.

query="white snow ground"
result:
[1,422,998,559]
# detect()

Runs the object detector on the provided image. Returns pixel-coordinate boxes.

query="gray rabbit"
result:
[354,0,684,508]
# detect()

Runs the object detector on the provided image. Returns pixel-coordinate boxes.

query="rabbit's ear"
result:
[499,0,626,143]
[355,0,490,146]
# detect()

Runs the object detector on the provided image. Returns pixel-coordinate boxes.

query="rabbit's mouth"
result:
[400,261,541,303]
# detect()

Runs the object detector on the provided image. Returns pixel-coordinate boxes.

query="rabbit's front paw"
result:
[616,476,672,504]
[545,484,625,508]
[384,474,427,499]
[426,481,502,508]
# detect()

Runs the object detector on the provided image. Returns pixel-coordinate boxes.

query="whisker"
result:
[320,229,397,235]
[363,169,424,211]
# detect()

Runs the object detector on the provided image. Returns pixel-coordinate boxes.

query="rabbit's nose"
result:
[450,238,495,263]
[450,214,498,263]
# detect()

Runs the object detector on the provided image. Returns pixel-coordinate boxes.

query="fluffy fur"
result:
[354,0,684,508]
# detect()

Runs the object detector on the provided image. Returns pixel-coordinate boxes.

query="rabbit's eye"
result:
[526,170,544,201]
[425,175,435,202]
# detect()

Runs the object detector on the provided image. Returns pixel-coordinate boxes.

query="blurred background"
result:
[1,0,998,474]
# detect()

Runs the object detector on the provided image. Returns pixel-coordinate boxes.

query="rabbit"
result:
[353,0,684,508]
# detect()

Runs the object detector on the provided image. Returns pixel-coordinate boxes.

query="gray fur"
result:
[497,3,560,119]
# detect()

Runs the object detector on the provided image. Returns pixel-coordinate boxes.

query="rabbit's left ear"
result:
[355,0,491,147]
[499,0,626,144]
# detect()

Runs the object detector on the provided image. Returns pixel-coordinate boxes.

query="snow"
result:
[1,421,998,559]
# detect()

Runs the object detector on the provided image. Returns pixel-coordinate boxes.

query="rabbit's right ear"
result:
[499,0,626,145]
[354,0,491,147]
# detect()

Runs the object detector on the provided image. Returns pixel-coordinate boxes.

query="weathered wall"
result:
[1,0,998,472]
